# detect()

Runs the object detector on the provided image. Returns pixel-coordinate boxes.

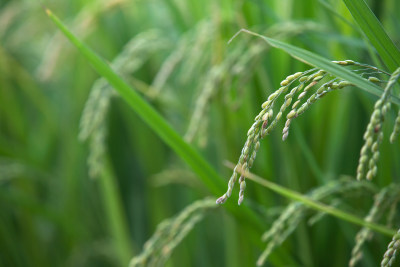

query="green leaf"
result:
[343,0,400,72]
[44,8,223,195]
[45,7,397,248]
[44,8,265,236]
[231,29,400,106]
[230,163,397,237]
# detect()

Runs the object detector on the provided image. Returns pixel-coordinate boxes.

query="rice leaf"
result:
[343,0,400,72]
[44,7,265,233]
[228,162,397,237]
[231,29,400,106]
[44,7,223,195]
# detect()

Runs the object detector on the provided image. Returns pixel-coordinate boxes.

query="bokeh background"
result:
[1,0,400,266]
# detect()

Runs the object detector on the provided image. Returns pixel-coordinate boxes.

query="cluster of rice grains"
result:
[79,30,169,178]
[357,67,400,181]
[129,198,216,267]
[349,184,400,267]
[381,228,400,267]
[217,60,393,205]
[257,177,375,266]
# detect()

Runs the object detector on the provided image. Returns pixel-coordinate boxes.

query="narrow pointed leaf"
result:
[44,8,223,194]
[236,29,400,106]
[343,0,400,72]
[44,8,265,232]
[230,163,397,237]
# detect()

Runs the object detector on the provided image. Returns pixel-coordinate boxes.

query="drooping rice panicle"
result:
[390,110,400,143]
[357,67,400,180]
[184,65,224,143]
[79,30,168,178]
[217,61,389,205]
[349,187,393,267]
[381,229,400,267]
[257,177,375,266]
[129,198,216,267]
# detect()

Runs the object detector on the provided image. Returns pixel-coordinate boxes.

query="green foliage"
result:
[343,0,400,72]
[1,0,400,266]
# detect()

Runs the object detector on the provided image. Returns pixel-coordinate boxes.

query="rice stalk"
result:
[307,199,341,226]
[184,21,331,147]
[257,177,376,266]
[390,110,400,143]
[178,21,214,84]
[184,65,224,143]
[356,67,400,180]
[381,229,400,267]
[129,198,217,267]
[150,168,206,192]
[185,38,267,145]
[149,37,188,98]
[79,30,169,178]
[37,0,129,81]
[349,185,400,267]
[217,60,389,205]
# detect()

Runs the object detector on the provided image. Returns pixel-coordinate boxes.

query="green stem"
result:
[226,162,397,237]
[44,8,265,242]
[100,159,133,266]
[44,7,224,195]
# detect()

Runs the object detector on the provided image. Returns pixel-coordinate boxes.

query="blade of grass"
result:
[318,0,360,33]
[318,0,385,71]
[44,7,223,195]
[225,162,396,237]
[230,29,400,106]
[343,0,400,72]
[44,7,265,238]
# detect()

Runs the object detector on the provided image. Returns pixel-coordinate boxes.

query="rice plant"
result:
[2,0,400,266]
[129,198,216,267]
[217,61,398,205]
[381,228,400,267]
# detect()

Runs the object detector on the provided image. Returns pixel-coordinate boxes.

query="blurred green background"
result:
[1,0,400,266]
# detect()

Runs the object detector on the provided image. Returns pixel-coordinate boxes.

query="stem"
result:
[100,159,133,266]
[225,162,396,237]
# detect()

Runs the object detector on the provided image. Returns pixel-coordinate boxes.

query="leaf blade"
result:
[233,164,397,237]
[237,29,400,106]
[44,8,224,194]
[44,8,266,234]
[343,0,400,72]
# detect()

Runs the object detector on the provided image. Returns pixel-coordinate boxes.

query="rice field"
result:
[1,0,400,266]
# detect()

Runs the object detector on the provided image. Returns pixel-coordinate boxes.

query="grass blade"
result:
[44,7,223,195]
[226,162,397,237]
[231,29,400,106]
[343,0,400,72]
[44,8,265,236]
